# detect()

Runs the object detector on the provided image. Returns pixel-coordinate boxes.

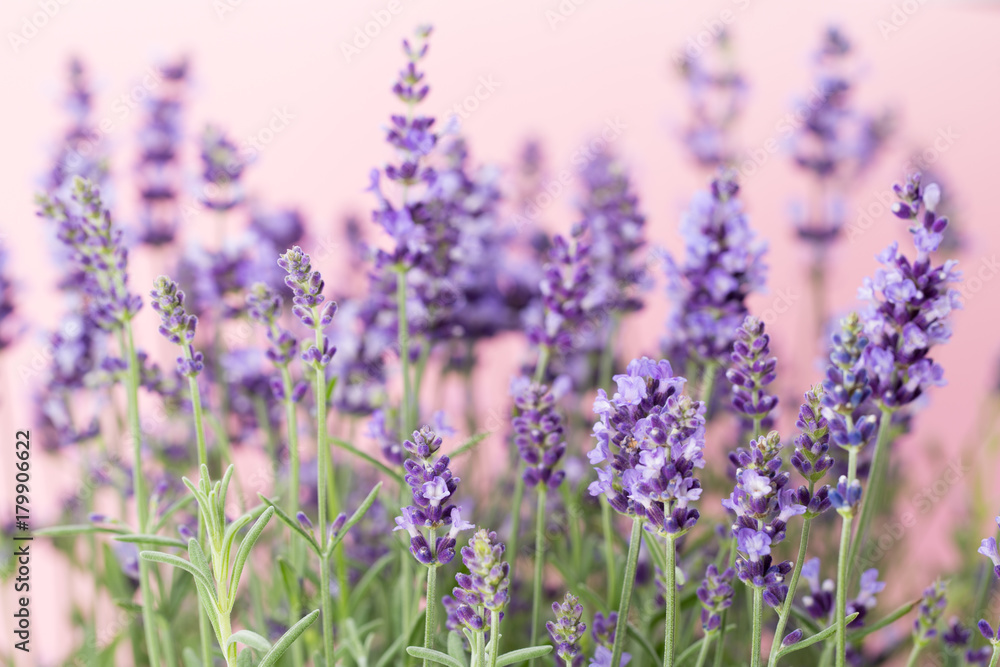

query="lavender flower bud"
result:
[512,380,567,489]
[696,564,734,633]
[912,581,947,644]
[547,593,586,665]
[726,316,778,421]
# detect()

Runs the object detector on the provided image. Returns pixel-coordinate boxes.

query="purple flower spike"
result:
[451,529,509,633]
[512,380,567,490]
[150,276,203,378]
[726,315,778,424]
[978,620,997,642]
[696,564,735,633]
[829,475,862,514]
[912,580,947,644]
[199,124,246,211]
[296,511,313,531]
[547,592,586,665]
[590,646,631,667]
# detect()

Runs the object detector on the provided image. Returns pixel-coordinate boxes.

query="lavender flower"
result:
[860,173,961,412]
[588,357,706,537]
[696,564,735,633]
[799,558,883,628]
[246,283,308,403]
[590,646,631,667]
[548,592,586,666]
[790,386,834,486]
[511,378,567,489]
[661,171,766,371]
[37,177,142,331]
[591,611,618,649]
[149,276,203,377]
[726,316,778,425]
[942,617,971,651]
[451,529,509,631]
[277,246,338,367]
[47,58,108,193]
[912,580,947,644]
[199,125,246,212]
[394,427,473,566]
[978,516,1000,580]
[0,247,19,353]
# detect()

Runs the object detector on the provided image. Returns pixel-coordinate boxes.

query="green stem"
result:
[533,345,550,384]
[601,502,618,602]
[904,643,924,667]
[319,554,336,666]
[120,326,161,667]
[529,487,548,663]
[423,560,439,664]
[989,645,1000,667]
[835,447,859,667]
[846,408,893,578]
[314,325,338,662]
[664,536,677,667]
[713,538,738,667]
[507,476,525,583]
[488,611,501,667]
[699,361,718,409]
[751,586,764,667]
[610,517,644,667]
[279,365,302,568]
[694,633,714,667]
[768,489,815,667]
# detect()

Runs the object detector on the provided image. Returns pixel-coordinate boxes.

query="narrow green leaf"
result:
[405,647,465,667]
[847,598,920,643]
[236,648,253,667]
[187,537,214,587]
[777,612,860,659]
[228,506,274,608]
[258,494,320,555]
[328,437,404,484]
[348,553,394,612]
[446,632,468,667]
[112,599,143,614]
[139,550,217,605]
[449,432,490,459]
[375,609,424,667]
[152,494,196,533]
[114,534,187,549]
[35,524,130,537]
[675,626,735,666]
[325,375,338,404]
[226,629,271,652]
[257,609,320,667]
[181,647,201,667]
[626,623,660,664]
[494,645,553,666]
[326,481,383,558]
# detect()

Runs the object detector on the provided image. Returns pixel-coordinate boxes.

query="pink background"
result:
[2,0,1000,663]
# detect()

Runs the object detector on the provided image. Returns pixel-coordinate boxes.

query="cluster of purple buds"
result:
[859,173,960,411]
[246,283,308,403]
[800,558,884,628]
[149,276,203,378]
[295,510,347,545]
[394,427,473,566]
[48,58,108,194]
[696,564,735,633]
[511,378,567,489]
[790,387,834,486]
[199,124,246,211]
[588,358,706,538]
[278,246,338,368]
[451,529,509,632]
[547,592,586,666]
[661,171,766,370]
[912,580,947,645]
[136,58,187,246]
[590,611,630,666]
[726,316,778,426]
[38,177,142,331]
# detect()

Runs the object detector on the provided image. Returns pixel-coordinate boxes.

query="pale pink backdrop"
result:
[2,0,1000,664]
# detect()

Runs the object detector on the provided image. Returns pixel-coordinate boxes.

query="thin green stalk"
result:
[989,646,1000,667]
[610,517,644,667]
[488,611,501,667]
[280,366,302,561]
[699,361,718,409]
[601,502,617,602]
[533,345,550,384]
[768,485,816,667]
[120,325,161,667]
[752,416,763,440]
[507,476,525,582]
[694,633,714,667]
[314,326,338,662]
[846,408,893,578]
[905,643,924,667]
[712,537,738,667]
[529,487,548,663]
[423,560,439,664]
[751,587,764,667]
[319,554,336,665]
[664,536,677,667]
[835,446,860,667]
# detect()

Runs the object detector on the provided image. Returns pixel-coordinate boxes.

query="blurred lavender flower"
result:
[696,563,735,633]
[511,378,567,489]
[149,276,204,377]
[451,528,509,632]
[588,357,705,539]
[394,427,473,566]
[0,247,20,353]
[136,58,187,247]
[860,174,961,412]
[590,646,631,667]
[799,558,883,629]
[249,206,305,249]
[548,592,586,666]
[47,58,108,194]
[199,125,246,212]
[912,580,947,645]
[726,315,778,427]
[590,611,631,665]
[661,171,766,373]
[278,245,338,368]
[38,177,142,331]
[978,516,1000,580]
[676,29,747,168]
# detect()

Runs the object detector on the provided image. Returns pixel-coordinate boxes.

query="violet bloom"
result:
[395,427,474,566]
[676,29,746,168]
[859,173,960,412]
[511,379,567,489]
[788,387,834,518]
[278,246,338,369]
[661,171,766,373]
[451,529,509,632]
[0,247,19,353]
[38,177,142,331]
[246,283,308,404]
[589,612,630,666]
[47,58,108,194]
[789,27,891,244]
[726,315,778,427]
[199,124,246,212]
[912,580,947,645]
[547,592,586,666]
[136,58,187,247]
[588,358,706,538]
[977,516,1000,644]
[696,564,735,633]
[149,276,204,378]
[799,557,884,629]
[590,646,631,667]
